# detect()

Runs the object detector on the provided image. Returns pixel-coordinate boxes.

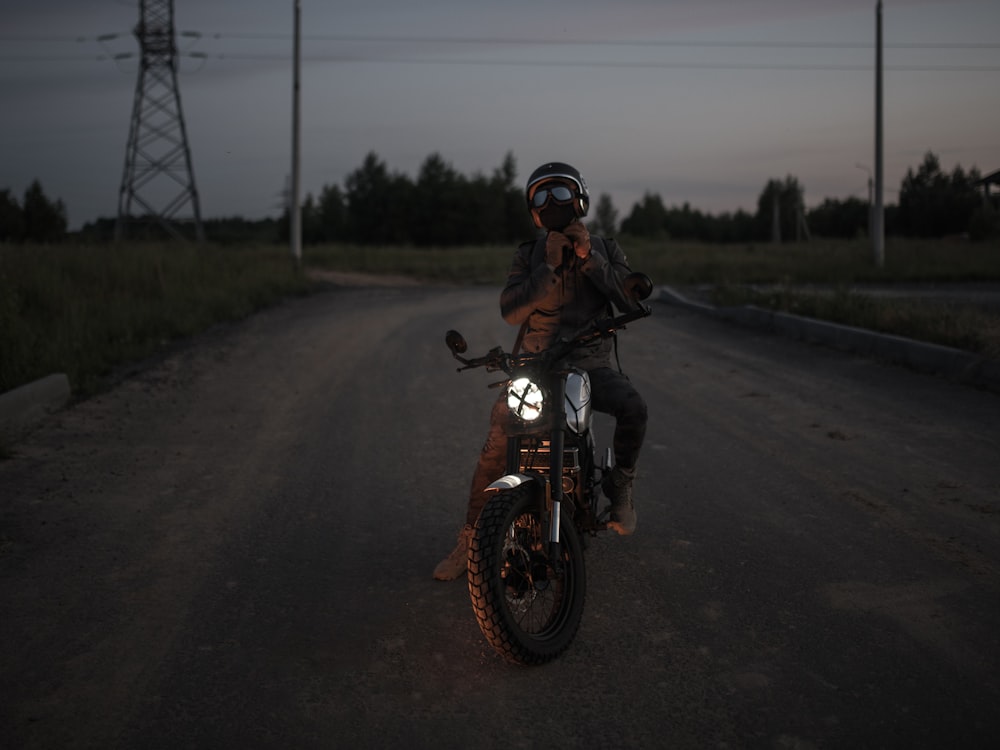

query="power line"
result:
[208,32,1000,51]
[4,29,997,71]
[4,51,998,72]
[192,53,1000,73]
[2,31,998,49]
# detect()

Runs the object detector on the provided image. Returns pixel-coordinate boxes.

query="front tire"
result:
[468,485,586,665]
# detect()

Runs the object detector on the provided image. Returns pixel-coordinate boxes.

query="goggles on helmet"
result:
[530,184,575,208]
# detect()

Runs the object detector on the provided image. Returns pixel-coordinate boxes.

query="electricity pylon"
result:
[115,0,204,242]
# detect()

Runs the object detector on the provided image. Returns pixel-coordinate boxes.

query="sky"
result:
[2,0,999,230]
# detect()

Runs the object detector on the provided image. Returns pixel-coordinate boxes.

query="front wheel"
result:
[468,485,586,665]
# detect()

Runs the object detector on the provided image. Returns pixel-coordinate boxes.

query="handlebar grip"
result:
[587,305,651,339]
[614,304,652,327]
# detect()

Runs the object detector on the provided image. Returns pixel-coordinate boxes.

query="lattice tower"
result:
[115,0,204,242]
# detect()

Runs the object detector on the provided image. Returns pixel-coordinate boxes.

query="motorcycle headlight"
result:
[507,377,544,421]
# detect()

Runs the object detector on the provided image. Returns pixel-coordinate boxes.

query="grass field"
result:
[2,237,999,400]
[0,243,312,397]
[305,237,1000,360]
[305,237,1000,286]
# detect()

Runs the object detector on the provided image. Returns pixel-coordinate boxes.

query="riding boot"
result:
[433,524,474,581]
[602,465,637,536]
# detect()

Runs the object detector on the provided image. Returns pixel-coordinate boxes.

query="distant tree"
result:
[492,152,525,240]
[0,189,25,242]
[413,152,465,246]
[410,151,534,245]
[664,202,710,241]
[491,152,536,242]
[301,193,327,244]
[715,209,757,243]
[808,197,870,239]
[344,152,414,244]
[333,150,534,246]
[619,193,761,243]
[21,180,67,243]
[756,176,806,242]
[590,193,619,237]
[316,183,346,242]
[201,216,280,245]
[459,171,503,245]
[969,204,999,241]
[897,151,982,237]
[620,192,670,238]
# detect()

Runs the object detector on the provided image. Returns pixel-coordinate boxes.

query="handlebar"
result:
[576,304,652,342]
[448,302,651,375]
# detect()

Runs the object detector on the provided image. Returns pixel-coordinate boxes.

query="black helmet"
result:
[525,162,590,223]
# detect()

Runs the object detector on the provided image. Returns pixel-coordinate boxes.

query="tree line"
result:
[618,153,995,243]
[3,150,996,246]
[277,151,536,246]
[1,181,68,243]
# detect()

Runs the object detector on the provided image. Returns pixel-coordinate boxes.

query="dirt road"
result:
[2,284,998,748]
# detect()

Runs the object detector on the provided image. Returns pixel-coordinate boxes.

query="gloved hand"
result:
[544,231,570,268]
[562,220,591,259]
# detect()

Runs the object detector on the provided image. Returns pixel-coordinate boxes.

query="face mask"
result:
[537,203,577,232]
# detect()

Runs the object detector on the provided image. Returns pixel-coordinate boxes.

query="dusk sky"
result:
[3,0,999,230]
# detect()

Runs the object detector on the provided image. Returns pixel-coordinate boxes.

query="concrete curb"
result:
[658,286,1000,394]
[0,373,71,445]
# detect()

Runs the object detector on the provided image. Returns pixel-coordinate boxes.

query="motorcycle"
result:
[444,272,653,665]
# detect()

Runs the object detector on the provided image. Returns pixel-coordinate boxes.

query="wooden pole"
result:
[291,0,302,266]
[873,0,885,267]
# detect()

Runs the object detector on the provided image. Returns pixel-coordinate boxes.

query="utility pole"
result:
[290,0,302,266]
[116,0,204,243]
[873,0,885,267]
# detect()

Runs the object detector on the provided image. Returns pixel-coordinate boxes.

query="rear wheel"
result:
[467,485,586,665]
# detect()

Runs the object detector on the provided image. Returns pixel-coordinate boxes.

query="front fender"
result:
[485,473,539,493]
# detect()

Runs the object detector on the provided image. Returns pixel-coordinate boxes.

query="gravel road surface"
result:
[2,283,998,749]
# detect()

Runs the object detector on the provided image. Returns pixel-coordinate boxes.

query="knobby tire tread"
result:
[467,485,586,665]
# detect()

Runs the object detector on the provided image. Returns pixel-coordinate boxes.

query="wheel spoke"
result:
[469,486,586,664]
[500,513,568,634]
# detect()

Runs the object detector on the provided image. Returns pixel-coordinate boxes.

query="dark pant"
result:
[464,367,647,526]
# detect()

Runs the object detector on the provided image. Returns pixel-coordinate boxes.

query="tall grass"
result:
[306,236,1000,359]
[622,237,1000,286]
[1,242,312,396]
[3,237,999,399]
[626,237,1000,359]
[714,285,1000,359]
[305,237,1000,287]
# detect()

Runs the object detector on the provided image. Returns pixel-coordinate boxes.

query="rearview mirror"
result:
[624,272,653,301]
[445,329,468,354]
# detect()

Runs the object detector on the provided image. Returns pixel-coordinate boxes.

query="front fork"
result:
[502,377,568,560]
[546,376,567,561]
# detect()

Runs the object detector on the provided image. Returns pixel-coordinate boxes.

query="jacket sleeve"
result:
[500,241,560,325]
[579,238,640,313]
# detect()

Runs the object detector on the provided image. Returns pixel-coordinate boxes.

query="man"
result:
[433,161,648,581]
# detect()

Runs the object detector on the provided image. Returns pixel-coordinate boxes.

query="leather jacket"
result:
[500,233,639,369]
